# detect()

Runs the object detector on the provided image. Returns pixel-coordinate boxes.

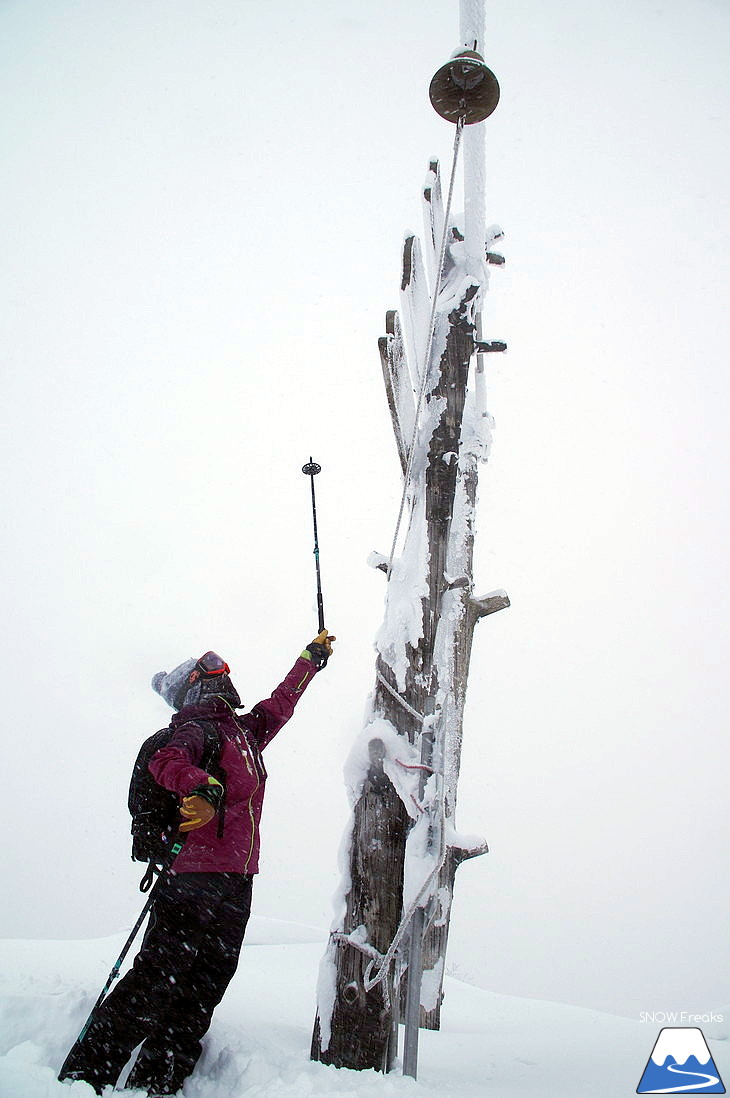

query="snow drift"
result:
[1,917,728,1098]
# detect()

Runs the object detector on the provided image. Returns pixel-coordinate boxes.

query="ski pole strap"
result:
[139,863,156,893]
[139,835,186,893]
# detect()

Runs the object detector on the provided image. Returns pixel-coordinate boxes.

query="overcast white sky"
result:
[2,0,730,1021]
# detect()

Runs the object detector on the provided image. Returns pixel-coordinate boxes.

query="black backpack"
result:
[128,719,224,870]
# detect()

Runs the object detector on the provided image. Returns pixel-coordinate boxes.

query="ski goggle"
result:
[196,651,230,676]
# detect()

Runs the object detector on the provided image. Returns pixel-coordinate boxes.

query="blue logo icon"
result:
[637,1027,725,1093]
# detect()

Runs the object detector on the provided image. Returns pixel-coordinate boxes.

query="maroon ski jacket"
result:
[148,656,318,874]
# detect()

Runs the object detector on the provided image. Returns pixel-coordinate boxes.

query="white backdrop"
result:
[2,0,729,1019]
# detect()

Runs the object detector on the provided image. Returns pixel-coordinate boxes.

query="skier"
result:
[59,631,335,1097]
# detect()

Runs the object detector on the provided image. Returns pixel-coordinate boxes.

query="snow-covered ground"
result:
[2,916,728,1098]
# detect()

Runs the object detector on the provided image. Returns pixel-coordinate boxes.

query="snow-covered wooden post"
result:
[312,1,507,1075]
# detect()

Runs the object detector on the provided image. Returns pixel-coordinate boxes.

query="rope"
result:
[330,931,392,1012]
[331,751,448,996]
[376,669,425,723]
[395,759,435,774]
[331,930,384,964]
[385,115,465,581]
[362,773,447,994]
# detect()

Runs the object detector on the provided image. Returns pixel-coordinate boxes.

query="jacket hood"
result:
[171,696,240,726]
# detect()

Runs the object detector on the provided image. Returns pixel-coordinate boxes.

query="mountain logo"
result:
[637,1027,725,1093]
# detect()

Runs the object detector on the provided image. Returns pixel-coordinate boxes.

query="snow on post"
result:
[311,9,507,1075]
[460,0,495,461]
[461,0,488,279]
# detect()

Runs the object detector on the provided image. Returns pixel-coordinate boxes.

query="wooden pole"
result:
[311,1,508,1069]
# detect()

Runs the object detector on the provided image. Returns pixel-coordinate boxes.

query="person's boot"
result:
[126,1045,185,1096]
[58,1054,115,1098]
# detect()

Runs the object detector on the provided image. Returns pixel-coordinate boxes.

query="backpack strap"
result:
[192,719,227,840]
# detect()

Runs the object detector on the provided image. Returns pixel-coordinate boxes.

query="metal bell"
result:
[429,49,500,125]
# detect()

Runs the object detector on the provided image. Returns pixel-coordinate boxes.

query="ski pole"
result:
[69,837,185,1047]
[302,458,325,633]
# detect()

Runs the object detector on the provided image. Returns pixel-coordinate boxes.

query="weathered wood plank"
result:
[399,234,431,400]
[422,158,445,289]
[378,309,413,477]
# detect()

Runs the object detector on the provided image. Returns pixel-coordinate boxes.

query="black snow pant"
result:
[59,871,253,1096]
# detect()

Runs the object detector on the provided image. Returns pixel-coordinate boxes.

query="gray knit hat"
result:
[151,658,197,711]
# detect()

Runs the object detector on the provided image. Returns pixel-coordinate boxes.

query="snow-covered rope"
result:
[385,115,465,581]
[375,668,425,723]
[361,772,448,995]
[330,756,448,997]
[330,931,393,1011]
[330,931,384,965]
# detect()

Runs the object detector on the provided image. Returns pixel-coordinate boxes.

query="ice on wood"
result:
[444,820,489,860]
[375,495,429,693]
[401,775,445,912]
[343,716,425,819]
[459,0,486,50]
[463,135,488,283]
[314,943,338,1053]
[422,159,445,289]
[378,310,414,478]
[399,234,432,400]
[460,0,489,279]
[420,958,445,1013]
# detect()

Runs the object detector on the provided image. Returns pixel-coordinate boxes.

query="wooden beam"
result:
[470,591,510,619]
[378,310,411,477]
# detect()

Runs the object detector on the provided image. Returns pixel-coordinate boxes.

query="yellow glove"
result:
[179,794,216,833]
[301,629,336,669]
[314,628,335,655]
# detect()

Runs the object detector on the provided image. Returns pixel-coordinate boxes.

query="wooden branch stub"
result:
[449,839,489,866]
[368,551,389,574]
[470,591,510,618]
[445,575,470,591]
